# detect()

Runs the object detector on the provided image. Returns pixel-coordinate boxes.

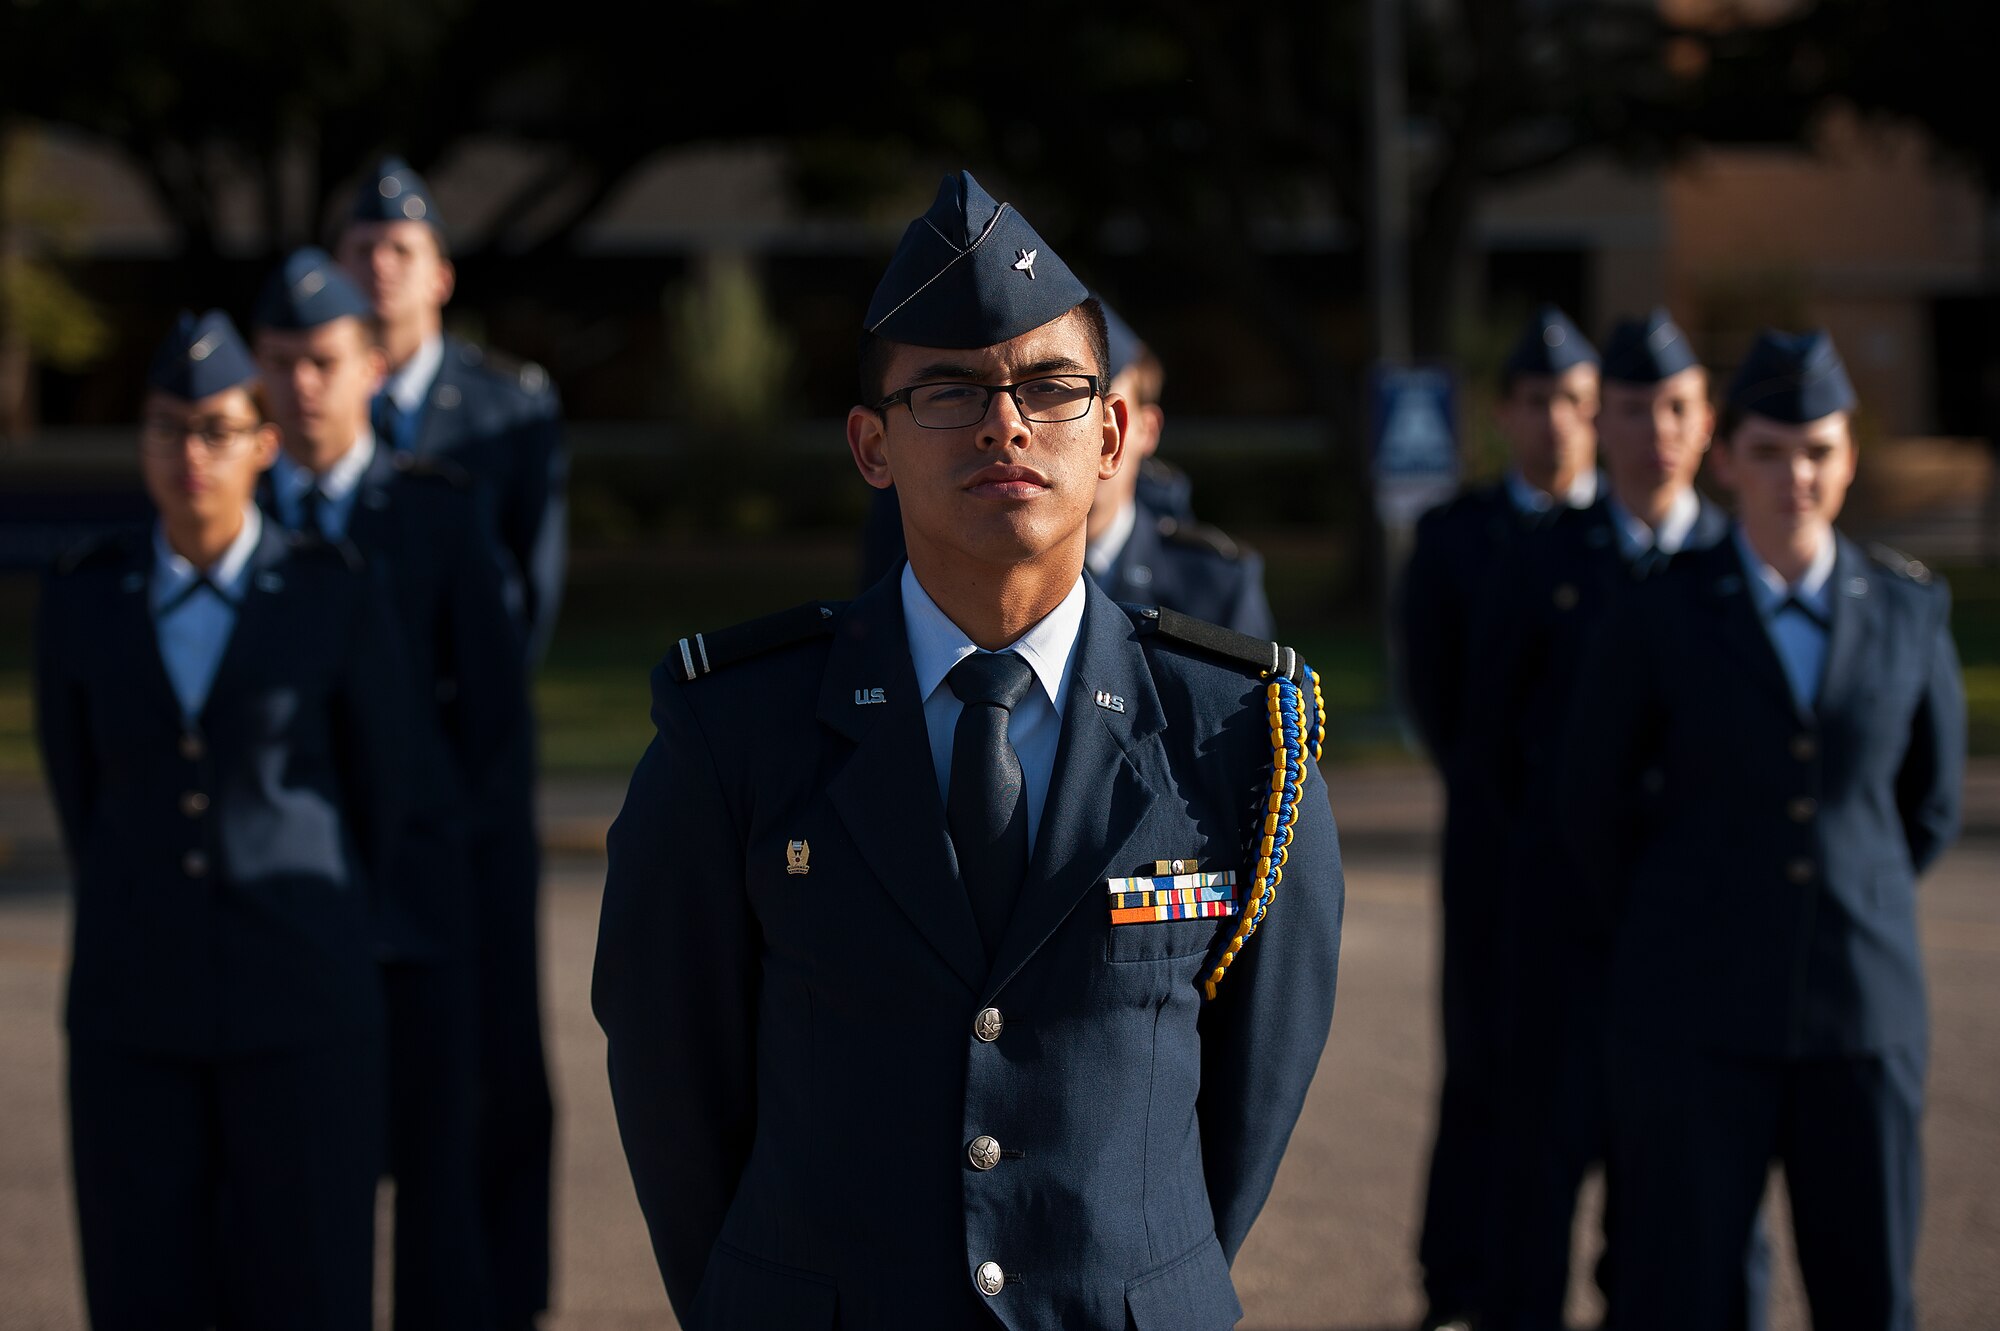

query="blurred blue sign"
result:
[1370,361,1460,525]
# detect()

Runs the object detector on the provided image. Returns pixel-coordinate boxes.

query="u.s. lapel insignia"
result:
[1845,576,1868,598]
[1013,248,1037,280]
[1094,690,1125,714]
[254,572,284,593]
[853,687,887,706]
[785,840,811,875]
[1553,583,1579,611]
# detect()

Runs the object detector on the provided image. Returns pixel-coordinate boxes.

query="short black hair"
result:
[858,297,1111,405]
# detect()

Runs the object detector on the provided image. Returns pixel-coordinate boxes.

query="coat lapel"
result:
[343,444,401,552]
[1697,539,1806,722]
[198,522,291,725]
[1815,534,1874,718]
[986,583,1165,996]
[116,537,184,721]
[1688,493,1731,551]
[818,578,989,994]
[413,339,465,457]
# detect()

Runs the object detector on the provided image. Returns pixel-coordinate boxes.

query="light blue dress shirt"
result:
[1505,467,1598,516]
[1607,486,1700,559]
[151,505,262,718]
[901,563,1086,854]
[269,429,376,540]
[1736,525,1836,711]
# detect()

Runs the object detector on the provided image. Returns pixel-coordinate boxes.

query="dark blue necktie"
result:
[299,483,326,535]
[946,651,1036,963]
[372,392,415,453]
[1631,542,1666,579]
[1777,595,1827,630]
[157,574,236,617]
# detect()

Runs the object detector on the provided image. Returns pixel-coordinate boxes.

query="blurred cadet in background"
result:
[34,312,414,1330]
[1394,304,1600,1331]
[596,168,1343,1329]
[252,248,527,1331]
[1477,308,1766,1331]
[859,297,1274,639]
[334,156,559,1331]
[1563,329,1965,1331]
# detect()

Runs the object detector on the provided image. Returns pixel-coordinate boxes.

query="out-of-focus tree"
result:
[0,127,110,444]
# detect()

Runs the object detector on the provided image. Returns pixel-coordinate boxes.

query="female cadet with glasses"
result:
[1561,329,1965,1331]
[33,311,419,1330]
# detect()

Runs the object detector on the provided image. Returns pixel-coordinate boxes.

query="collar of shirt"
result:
[1504,468,1597,516]
[1084,498,1139,578]
[901,562,1083,711]
[385,332,444,413]
[151,503,263,612]
[1734,524,1836,619]
[271,430,377,536]
[1608,486,1700,558]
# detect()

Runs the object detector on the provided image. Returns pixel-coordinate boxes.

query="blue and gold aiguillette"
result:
[1106,867,1237,924]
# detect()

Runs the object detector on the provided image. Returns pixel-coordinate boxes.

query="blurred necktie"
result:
[946,651,1037,963]
[1777,595,1827,630]
[299,484,326,536]
[372,392,416,453]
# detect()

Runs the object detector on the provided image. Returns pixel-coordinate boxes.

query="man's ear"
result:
[434,258,457,309]
[847,405,895,490]
[1098,392,1129,482]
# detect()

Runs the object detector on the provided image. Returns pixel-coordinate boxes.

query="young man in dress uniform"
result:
[1562,330,1964,1331]
[1475,308,1765,1331]
[1394,304,1599,1331]
[35,312,417,1329]
[333,156,559,1329]
[860,299,1273,639]
[595,170,1345,1331]
[251,246,526,1331]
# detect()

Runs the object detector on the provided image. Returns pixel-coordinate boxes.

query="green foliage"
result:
[666,253,793,441]
[0,128,109,373]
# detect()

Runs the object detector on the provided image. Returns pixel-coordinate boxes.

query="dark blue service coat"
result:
[594,574,1345,1331]
[1096,499,1275,641]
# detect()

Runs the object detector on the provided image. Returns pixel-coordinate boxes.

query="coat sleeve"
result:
[436,491,529,801]
[1395,509,1460,765]
[1558,590,1661,903]
[1197,743,1344,1262]
[1896,582,1966,875]
[505,394,567,667]
[31,572,93,868]
[593,666,759,1316]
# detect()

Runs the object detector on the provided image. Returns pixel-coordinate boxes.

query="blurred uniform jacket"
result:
[1561,534,1964,1054]
[1092,497,1275,641]
[259,449,525,961]
[33,523,418,1056]
[389,335,566,664]
[593,575,1344,1330]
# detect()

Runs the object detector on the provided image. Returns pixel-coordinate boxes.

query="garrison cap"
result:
[147,310,259,401]
[351,154,442,229]
[1726,328,1857,423]
[253,247,375,331]
[1100,298,1144,382]
[1501,304,1598,386]
[863,170,1088,348]
[1600,307,1701,384]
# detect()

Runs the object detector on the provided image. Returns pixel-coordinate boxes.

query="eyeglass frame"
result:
[138,416,266,453]
[874,374,1104,430]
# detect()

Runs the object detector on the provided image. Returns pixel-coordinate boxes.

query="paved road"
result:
[2,763,1997,1330]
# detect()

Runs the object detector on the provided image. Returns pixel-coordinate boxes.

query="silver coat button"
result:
[1786,857,1815,885]
[182,851,209,878]
[968,1135,1002,1171]
[179,732,205,761]
[1788,797,1818,823]
[973,1007,1003,1042]
[180,791,210,818]
[976,1261,1005,1296]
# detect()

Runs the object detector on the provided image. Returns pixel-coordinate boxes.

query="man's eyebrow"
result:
[904,361,983,383]
[901,355,1091,384]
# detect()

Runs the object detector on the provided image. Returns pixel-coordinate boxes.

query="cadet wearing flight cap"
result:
[858,298,1275,637]
[1561,329,1965,1331]
[333,154,559,1330]
[35,311,419,1330]
[595,169,1344,1330]
[251,246,526,1331]
[1397,304,1601,1331]
[1474,308,1772,1331]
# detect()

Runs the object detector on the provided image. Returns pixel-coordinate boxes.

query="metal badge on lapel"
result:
[785,840,811,876]
[854,687,886,706]
[1094,690,1125,714]
[255,572,284,593]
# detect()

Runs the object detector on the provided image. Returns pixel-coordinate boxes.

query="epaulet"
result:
[390,451,473,490]
[1867,543,1932,585]
[667,600,846,683]
[475,344,554,396]
[1155,513,1244,560]
[284,527,364,572]
[1128,604,1307,685]
[53,528,144,576]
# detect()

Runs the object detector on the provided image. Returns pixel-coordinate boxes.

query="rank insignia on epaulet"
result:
[670,600,845,683]
[1867,543,1932,584]
[1131,605,1305,685]
[1155,514,1243,560]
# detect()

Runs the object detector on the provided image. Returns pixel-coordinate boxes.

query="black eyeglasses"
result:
[139,418,262,453]
[877,375,1102,430]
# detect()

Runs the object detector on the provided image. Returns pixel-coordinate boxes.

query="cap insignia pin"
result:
[785,840,811,875]
[1013,248,1037,280]
[187,332,220,362]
